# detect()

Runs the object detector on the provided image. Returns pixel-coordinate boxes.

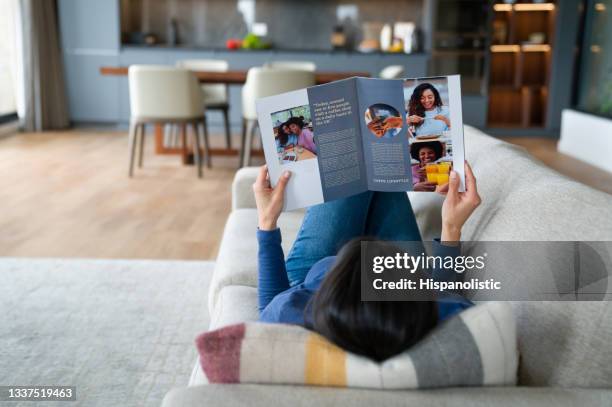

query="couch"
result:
[162,126,612,406]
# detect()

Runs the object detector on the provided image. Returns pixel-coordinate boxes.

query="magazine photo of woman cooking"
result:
[405,77,451,139]
[270,105,317,165]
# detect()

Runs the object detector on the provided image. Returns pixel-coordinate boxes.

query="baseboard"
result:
[559,109,612,174]
[0,121,19,139]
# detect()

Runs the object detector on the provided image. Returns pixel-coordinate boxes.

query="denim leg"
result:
[285,191,374,286]
[364,192,423,242]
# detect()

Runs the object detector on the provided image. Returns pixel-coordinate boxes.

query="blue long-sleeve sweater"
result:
[257,228,472,326]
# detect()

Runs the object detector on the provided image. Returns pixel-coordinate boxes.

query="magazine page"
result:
[256,88,324,211]
[355,77,413,192]
[404,75,465,192]
[306,78,369,202]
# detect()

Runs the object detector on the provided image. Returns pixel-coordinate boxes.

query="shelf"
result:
[432,50,486,56]
[487,2,555,129]
[487,86,547,127]
[434,31,488,38]
[493,3,555,12]
[490,85,546,91]
[490,44,551,52]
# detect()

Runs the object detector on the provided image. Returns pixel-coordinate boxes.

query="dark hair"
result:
[309,238,438,362]
[409,141,444,162]
[276,123,290,146]
[285,116,305,130]
[408,83,443,128]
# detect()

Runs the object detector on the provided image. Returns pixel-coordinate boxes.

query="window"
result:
[0,0,19,122]
[575,1,612,118]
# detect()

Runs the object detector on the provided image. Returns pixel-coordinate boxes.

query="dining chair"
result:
[379,65,405,79]
[263,61,317,71]
[128,65,210,178]
[241,67,315,167]
[176,59,232,148]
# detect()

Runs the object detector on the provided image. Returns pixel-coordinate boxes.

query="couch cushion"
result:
[208,209,304,312]
[210,286,260,330]
[462,127,612,241]
[511,301,612,388]
[195,302,517,389]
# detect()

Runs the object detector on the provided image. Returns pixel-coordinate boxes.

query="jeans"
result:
[284,191,423,286]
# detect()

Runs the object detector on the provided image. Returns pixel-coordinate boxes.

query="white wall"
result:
[559,109,612,174]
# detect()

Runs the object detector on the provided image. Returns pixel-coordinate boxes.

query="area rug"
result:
[0,258,213,407]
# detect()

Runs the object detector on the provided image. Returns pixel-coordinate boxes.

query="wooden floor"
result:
[0,129,610,260]
[501,137,612,195]
[0,129,263,260]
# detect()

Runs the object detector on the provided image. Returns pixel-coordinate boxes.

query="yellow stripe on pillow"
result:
[305,333,347,387]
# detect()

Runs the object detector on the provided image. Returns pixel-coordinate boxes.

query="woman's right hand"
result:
[413,181,437,192]
[253,165,291,231]
[439,162,481,242]
[408,115,424,124]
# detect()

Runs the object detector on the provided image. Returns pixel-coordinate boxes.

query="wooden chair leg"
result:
[180,123,189,165]
[138,123,146,168]
[239,118,247,168]
[222,107,231,149]
[171,124,178,147]
[201,119,212,168]
[192,122,203,178]
[128,121,138,177]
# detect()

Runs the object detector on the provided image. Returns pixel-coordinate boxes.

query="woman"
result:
[407,83,451,137]
[275,123,298,151]
[253,162,481,362]
[286,117,317,154]
[410,140,445,192]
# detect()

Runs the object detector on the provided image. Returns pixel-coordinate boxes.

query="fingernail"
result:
[283,171,291,178]
[450,171,457,179]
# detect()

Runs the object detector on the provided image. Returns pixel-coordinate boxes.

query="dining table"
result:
[280,146,316,163]
[99,66,370,165]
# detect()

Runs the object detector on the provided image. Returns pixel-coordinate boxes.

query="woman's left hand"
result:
[253,165,291,231]
[437,162,481,241]
[434,115,450,127]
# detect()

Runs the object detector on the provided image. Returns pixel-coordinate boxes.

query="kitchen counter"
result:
[121,43,429,57]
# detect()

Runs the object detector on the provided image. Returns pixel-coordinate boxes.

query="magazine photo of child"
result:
[270,105,317,165]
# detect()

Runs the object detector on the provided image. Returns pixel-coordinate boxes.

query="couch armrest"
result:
[162,384,612,407]
[232,167,260,210]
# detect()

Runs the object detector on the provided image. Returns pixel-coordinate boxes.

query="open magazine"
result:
[256,75,465,211]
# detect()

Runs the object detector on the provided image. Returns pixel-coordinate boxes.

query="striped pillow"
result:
[195,301,517,389]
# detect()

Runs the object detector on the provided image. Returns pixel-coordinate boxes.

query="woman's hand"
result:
[383,116,403,129]
[253,165,291,231]
[438,162,481,242]
[413,181,437,192]
[434,115,451,128]
[408,115,424,124]
[415,166,427,180]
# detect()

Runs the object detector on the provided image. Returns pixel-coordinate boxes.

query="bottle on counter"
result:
[394,22,417,54]
[168,18,179,46]
[380,24,392,52]
[331,25,347,49]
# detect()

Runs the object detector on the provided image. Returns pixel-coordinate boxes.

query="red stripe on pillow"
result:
[195,323,246,383]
